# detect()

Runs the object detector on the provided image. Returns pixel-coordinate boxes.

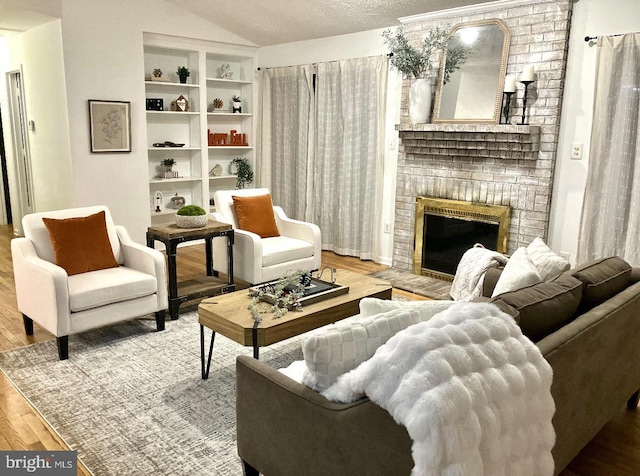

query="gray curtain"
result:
[311,56,387,260]
[258,65,314,220]
[578,33,640,265]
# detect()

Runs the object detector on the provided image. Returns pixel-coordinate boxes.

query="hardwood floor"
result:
[0,224,638,475]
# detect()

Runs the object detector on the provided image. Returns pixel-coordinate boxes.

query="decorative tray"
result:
[249,278,349,307]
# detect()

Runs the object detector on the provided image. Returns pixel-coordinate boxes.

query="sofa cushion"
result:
[42,211,119,276]
[301,308,420,391]
[491,274,583,342]
[491,247,542,297]
[261,236,313,267]
[527,237,570,281]
[232,193,280,238]
[68,267,158,312]
[571,256,632,311]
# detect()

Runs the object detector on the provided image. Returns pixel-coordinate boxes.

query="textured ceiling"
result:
[165,0,495,46]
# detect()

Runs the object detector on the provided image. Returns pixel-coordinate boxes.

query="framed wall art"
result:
[88,100,131,153]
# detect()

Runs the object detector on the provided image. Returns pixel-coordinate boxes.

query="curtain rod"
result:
[257,52,392,71]
[585,32,638,42]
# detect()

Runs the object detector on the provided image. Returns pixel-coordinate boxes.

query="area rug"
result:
[369,267,452,300]
[0,312,304,475]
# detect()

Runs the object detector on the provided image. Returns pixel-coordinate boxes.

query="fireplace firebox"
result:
[413,197,510,281]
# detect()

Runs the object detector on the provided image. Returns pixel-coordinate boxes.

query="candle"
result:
[504,75,517,93]
[521,64,535,82]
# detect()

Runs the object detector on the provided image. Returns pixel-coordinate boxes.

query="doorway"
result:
[7,70,34,227]
[0,106,13,224]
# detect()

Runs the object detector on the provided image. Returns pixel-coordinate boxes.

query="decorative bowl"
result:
[175,214,208,228]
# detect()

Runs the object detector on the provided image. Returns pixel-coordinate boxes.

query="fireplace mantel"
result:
[396,123,540,160]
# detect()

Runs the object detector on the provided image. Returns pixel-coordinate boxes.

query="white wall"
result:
[7,20,73,227]
[58,0,254,242]
[258,29,402,265]
[549,0,640,264]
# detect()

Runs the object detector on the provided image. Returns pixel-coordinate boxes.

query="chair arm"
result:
[11,237,71,336]
[273,206,321,245]
[115,226,168,311]
[236,355,413,475]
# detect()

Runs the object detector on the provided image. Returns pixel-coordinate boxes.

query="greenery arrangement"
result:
[176,66,190,77]
[176,204,206,216]
[382,26,449,79]
[162,158,176,168]
[382,25,469,84]
[231,157,253,189]
[248,269,312,322]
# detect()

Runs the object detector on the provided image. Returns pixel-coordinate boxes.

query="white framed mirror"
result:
[433,19,510,123]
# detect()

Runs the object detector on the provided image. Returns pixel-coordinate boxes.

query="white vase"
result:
[409,78,432,124]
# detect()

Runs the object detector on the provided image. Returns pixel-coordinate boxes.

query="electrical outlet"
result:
[383,223,391,234]
[571,143,583,160]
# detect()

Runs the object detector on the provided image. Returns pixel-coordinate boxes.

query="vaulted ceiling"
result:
[164,0,495,46]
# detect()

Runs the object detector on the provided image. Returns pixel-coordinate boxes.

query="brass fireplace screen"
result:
[413,197,510,281]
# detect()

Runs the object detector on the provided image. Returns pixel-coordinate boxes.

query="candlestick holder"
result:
[500,91,515,124]
[520,80,534,125]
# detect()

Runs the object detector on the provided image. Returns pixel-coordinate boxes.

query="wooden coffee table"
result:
[197,269,392,379]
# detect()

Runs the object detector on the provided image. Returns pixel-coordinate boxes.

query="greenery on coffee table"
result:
[248,269,312,322]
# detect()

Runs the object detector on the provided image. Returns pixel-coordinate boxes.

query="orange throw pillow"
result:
[232,194,280,238]
[43,211,119,276]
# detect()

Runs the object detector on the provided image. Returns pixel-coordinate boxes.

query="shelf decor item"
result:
[175,204,208,228]
[170,95,189,112]
[88,100,131,153]
[176,66,190,84]
[151,68,168,82]
[207,129,249,147]
[209,164,223,176]
[212,98,223,111]
[146,98,164,111]
[232,95,242,113]
[218,63,233,79]
[231,157,253,189]
[169,193,186,209]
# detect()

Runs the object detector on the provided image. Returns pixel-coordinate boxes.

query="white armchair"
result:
[212,188,321,284]
[11,206,168,360]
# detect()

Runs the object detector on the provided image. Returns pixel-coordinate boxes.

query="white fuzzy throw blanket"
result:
[450,246,509,301]
[322,302,555,476]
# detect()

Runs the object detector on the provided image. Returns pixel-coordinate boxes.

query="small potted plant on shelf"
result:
[232,95,242,113]
[230,157,253,189]
[177,66,190,84]
[175,204,208,228]
[162,158,176,171]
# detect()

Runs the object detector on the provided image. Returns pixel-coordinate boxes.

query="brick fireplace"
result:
[392,0,572,272]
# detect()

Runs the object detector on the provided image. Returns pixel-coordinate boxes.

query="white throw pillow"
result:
[301,308,421,391]
[491,247,542,297]
[359,297,457,321]
[527,237,570,281]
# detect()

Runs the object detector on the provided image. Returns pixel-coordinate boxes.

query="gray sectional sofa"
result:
[236,257,640,475]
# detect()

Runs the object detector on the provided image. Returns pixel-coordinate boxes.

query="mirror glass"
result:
[433,19,510,123]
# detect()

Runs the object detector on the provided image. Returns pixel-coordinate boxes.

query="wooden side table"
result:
[147,220,235,319]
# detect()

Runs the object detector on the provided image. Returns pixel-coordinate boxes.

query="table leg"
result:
[205,237,213,276]
[200,324,216,380]
[167,240,179,320]
[227,230,234,286]
[252,322,259,360]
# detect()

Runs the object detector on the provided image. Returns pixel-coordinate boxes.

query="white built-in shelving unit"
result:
[143,34,256,222]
